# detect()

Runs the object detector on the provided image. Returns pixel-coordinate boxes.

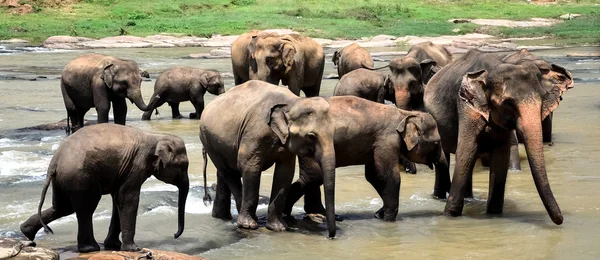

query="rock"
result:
[323,74,339,80]
[469,18,560,27]
[0,0,19,7]
[559,13,582,20]
[220,72,234,78]
[449,18,471,23]
[0,237,58,260]
[0,38,29,44]
[370,34,396,41]
[312,38,333,46]
[71,248,206,260]
[567,53,600,57]
[10,3,32,15]
[43,35,93,49]
[16,118,97,132]
[452,28,461,33]
[209,48,230,56]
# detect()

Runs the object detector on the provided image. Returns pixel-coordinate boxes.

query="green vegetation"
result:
[1,0,598,44]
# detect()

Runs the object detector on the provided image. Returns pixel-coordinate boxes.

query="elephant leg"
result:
[20,187,74,240]
[465,172,474,199]
[266,156,296,232]
[70,107,90,133]
[444,128,480,217]
[542,112,553,143]
[212,170,233,220]
[112,98,127,125]
[299,157,326,215]
[104,193,122,250]
[433,152,452,199]
[168,102,184,119]
[189,99,204,120]
[508,130,522,171]
[93,89,111,124]
[486,135,511,214]
[400,155,417,174]
[71,192,101,253]
[142,94,166,121]
[365,160,401,221]
[117,186,142,252]
[237,165,261,230]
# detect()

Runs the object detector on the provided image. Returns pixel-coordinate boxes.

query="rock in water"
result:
[71,248,206,260]
[0,237,59,260]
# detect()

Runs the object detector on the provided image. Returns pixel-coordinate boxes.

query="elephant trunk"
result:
[128,89,149,111]
[433,148,451,198]
[318,143,336,238]
[174,174,189,238]
[517,103,563,225]
[393,86,411,110]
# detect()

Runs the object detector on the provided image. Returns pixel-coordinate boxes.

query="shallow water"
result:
[0,44,599,259]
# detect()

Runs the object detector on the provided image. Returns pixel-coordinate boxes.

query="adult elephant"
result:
[200,80,298,231]
[332,69,418,174]
[388,41,452,110]
[20,124,189,253]
[249,33,325,97]
[61,54,149,134]
[332,43,388,78]
[423,49,564,225]
[276,96,450,238]
[141,67,225,120]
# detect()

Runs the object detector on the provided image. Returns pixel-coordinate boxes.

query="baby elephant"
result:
[333,68,393,104]
[20,124,190,253]
[142,67,225,120]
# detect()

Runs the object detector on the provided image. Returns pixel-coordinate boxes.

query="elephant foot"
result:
[374,207,397,221]
[103,239,122,251]
[304,204,326,215]
[405,162,417,174]
[236,213,258,230]
[78,242,101,253]
[444,203,463,217]
[282,214,297,225]
[188,113,199,119]
[20,224,38,241]
[212,208,233,220]
[433,189,447,200]
[464,190,474,199]
[266,218,287,232]
[486,207,503,215]
[172,114,185,119]
[141,114,151,121]
[121,242,141,252]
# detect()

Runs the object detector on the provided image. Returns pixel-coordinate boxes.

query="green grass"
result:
[1,0,599,44]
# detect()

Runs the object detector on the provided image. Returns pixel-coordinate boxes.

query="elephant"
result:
[332,43,387,78]
[20,124,189,253]
[275,96,449,238]
[231,30,268,85]
[248,33,325,97]
[199,80,299,232]
[141,67,225,121]
[60,54,149,134]
[332,68,418,174]
[387,41,452,110]
[423,49,564,225]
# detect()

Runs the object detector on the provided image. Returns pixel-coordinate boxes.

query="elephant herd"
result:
[18,30,574,253]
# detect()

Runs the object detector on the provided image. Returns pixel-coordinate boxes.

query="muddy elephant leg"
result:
[112,98,128,125]
[365,160,401,221]
[20,187,74,240]
[168,102,184,119]
[433,152,452,199]
[103,193,122,250]
[117,186,141,252]
[71,191,102,253]
[266,156,296,231]
[400,155,417,174]
[444,120,482,217]
[465,172,474,199]
[189,98,204,119]
[237,160,262,230]
[212,170,233,220]
[508,130,522,171]
[487,135,511,214]
[542,112,553,143]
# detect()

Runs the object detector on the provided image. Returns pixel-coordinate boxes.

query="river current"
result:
[0,43,599,259]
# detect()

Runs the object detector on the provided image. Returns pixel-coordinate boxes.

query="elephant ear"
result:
[154,139,174,170]
[101,63,115,88]
[332,50,340,66]
[199,72,209,88]
[280,39,296,74]
[248,35,258,59]
[397,115,419,151]
[419,59,437,84]
[267,104,290,144]
[459,69,490,122]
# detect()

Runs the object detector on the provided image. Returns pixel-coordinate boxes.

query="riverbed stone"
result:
[0,38,29,44]
[42,36,93,49]
[71,248,206,260]
[0,237,58,260]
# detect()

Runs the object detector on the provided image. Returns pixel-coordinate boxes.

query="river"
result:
[0,43,599,259]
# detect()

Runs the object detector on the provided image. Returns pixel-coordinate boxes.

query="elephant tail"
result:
[202,146,212,206]
[65,112,71,136]
[363,63,389,71]
[38,164,55,234]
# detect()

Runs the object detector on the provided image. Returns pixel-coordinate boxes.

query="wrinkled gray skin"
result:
[60,54,149,134]
[141,67,225,120]
[20,124,189,253]
[332,43,376,78]
[249,33,325,97]
[423,49,564,225]
[199,80,299,232]
[332,68,419,174]
[231,30,265,85]
[388,41,452,110]
[277,96,449,238]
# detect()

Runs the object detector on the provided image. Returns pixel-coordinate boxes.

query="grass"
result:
[0,0,599,44]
